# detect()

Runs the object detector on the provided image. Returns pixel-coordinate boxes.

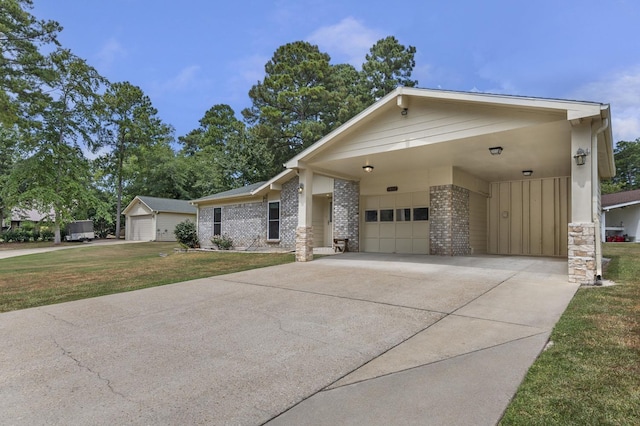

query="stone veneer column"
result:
[333,179,360,252]
[429,184,471,256]
[568,223,596,285]
[295,226,313,261]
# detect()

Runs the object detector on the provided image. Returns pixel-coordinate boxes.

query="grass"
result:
[500,243,640,425]
[0,242,294,313]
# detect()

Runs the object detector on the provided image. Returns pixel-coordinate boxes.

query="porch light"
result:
[401,108,408,116]
[574,148,588,166]
[522,170,533,177]
[298,183,304,193]
[363,165,374,173]
[489,146,503,155]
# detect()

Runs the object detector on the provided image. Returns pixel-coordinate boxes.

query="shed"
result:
[123,196,197,241]
[601,189,640,242]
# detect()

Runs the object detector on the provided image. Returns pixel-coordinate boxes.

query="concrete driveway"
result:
[0,253,578,425]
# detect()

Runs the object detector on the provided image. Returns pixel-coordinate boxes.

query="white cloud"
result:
[572,66,640,142]
[163,65,202,92]
[96,38,126,71]
[307,17,383,67]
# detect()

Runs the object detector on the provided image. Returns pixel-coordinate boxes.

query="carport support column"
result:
[569,120,596,284]
[296,168,314,261]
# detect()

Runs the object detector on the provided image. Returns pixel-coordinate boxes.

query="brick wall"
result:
[429,184,471,256]
[333,179,360,252]
[280,177,298,249]
[198,202,266,249]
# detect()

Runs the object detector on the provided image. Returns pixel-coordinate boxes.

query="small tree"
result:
[174,219,198,248]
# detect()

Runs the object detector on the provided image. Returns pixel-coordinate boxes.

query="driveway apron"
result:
[0,253,578,425]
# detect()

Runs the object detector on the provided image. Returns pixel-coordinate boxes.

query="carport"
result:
[1,253,578,425]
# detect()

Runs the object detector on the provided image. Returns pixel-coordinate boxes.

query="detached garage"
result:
[123,196,197,242]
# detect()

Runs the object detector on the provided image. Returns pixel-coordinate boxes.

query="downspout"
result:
[592,118,609,282]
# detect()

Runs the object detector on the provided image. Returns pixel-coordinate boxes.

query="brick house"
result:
[192,87,615,285]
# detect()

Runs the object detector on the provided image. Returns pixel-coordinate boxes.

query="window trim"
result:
[213,207,222,235]
[267,200,281,241]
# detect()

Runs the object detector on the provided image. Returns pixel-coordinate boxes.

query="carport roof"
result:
[602,189,640,209]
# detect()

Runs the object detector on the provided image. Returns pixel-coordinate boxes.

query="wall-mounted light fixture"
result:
[574,148,588,166]
[489,146,503,155]
[522,170,533,177]
[362,165,374,173]
[298,183,304,193]
[400,108,408,116]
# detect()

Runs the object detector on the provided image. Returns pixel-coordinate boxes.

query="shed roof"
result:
[131,196,196,214]
[602,189,640,209]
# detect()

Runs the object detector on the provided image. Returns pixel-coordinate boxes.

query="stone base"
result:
[295,226,314,262]
[568,222,596,285]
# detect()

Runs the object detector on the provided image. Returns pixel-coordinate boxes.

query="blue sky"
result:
[34,0,640,143]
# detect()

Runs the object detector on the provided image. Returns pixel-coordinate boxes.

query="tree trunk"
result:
[114,137,125,239]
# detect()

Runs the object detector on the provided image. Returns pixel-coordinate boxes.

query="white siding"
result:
[156,213,196,242]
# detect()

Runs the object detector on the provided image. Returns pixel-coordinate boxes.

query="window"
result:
[380,209,394,222]
[268,201,280,240]
[213,207,222,235]
[365,210,378,222]
[396,208,411,221]
[413,207,429,221]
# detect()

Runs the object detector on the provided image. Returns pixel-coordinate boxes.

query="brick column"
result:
[333,179,360,252]
[295,226,313,261]
[568,223,596,284]
[429,184,471,256]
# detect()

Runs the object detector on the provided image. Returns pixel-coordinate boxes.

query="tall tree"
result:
[360,36,418,102]
[242,41,337,176]
[0,126,20,225]
[610,138,640,190]
[98,82,172,239]
[0,0,61,127]
[3,49,106,243]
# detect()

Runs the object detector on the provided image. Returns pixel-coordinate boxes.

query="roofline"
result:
[122,196,150,215]
[285,87,609,169]
[603,200,640,211]
[123,195,196,214]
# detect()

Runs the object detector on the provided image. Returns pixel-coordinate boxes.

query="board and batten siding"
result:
[488,177,570,257]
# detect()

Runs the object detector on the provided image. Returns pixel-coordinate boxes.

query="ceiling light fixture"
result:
[522,170,533,177]
[362,165,374,173]
[489,146,503,155]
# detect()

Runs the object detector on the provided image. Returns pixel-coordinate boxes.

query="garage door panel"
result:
[379,239,395,253]
[379,223,395,238]
[365,223,379,238]
[363,238,380,252]
[395,239,413,254]
[396,223,413,238]
[413,239,428,253]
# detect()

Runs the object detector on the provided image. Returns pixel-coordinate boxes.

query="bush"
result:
[211,234,233,250]
[174,220,199,248]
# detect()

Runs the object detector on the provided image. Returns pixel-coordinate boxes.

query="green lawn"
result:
[500,243,640,425]
[0,242,294,313]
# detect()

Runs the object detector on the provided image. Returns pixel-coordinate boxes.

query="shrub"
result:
[174,220,199,248]
[211,234,233,250]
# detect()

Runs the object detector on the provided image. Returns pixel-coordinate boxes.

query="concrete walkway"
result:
[0,253,577,425]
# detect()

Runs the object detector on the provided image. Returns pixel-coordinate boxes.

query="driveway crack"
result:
[52,337,129,401]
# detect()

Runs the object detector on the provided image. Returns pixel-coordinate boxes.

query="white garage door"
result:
[130,215,154,241]
[362,192,430,254]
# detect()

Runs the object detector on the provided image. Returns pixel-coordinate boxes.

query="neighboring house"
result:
[192,87,615,285]
[601,189,640,242]
[2,208,53,230]
[123,196,197,242]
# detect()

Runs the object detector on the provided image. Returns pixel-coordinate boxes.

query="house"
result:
[601,189,640,242]
[2,208,53,231]
[123,196,197,241]
[191,87,615,285]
